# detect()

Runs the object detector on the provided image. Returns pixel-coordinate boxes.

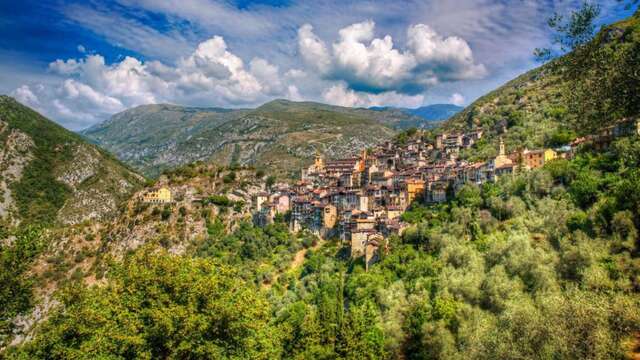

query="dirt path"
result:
[290,247,310,269]
[263,239,325,289]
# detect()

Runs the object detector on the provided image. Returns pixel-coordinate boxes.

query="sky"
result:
[0,0,635,130]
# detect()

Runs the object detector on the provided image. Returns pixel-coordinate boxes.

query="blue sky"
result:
[0,0,635,130]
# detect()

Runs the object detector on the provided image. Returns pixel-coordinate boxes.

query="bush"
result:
[161,205,172,221]
[223,172,236,184]
[207,195,232,207]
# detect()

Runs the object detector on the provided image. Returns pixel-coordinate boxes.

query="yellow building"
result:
[518,148,558,170]
[143,187,172,204]
[406,179,425,203]
[305,150,325,174]
[357,149,367,172]
[543,148,557,162]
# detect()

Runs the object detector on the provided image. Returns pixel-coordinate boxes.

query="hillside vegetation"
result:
[443,9,640,161]
[0,96,144,346]
[6,135,640,359]
[0,96,144,228]
[82,99,405,178]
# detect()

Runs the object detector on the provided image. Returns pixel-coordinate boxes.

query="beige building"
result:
[323,204,337,229]
[143,187,172,204]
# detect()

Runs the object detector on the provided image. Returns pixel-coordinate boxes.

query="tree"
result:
[339,301,386,359]
[266,175,277,189]
[536,4,640,133]
[10,248,281,359]
[534,2,602,61]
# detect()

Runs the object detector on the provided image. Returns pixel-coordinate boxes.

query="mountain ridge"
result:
[81,99,410,178]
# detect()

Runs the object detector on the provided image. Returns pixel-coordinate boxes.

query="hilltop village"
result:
[252,129,563,267]
[138,118,640,268]
[252,118,640,264]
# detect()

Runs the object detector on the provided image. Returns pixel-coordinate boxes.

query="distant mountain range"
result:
[368,104,463,128]
[81,99,419,178]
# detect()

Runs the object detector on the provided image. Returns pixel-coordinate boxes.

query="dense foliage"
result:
[560,10,640,133]
[8,137,640,359]
[0,227,43,342]
[195,219,311,285]
[7,249,280,359]
[266,137,640,359]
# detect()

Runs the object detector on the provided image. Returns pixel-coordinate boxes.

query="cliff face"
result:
[0,96,144,229]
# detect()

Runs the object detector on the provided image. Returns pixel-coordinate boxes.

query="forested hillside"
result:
[443,9,640,162]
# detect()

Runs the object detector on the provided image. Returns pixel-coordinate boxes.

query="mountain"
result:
[443,10,640,160]
[0,96,144,228]
[369,103,463,129]
[404,104,463,121]
[82,99,408,178]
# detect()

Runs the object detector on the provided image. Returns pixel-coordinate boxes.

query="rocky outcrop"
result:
[0,121,34,223]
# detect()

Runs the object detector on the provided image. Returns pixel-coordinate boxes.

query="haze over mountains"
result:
[369,103,463,124]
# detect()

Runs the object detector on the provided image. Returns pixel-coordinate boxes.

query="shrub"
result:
[223,172,236,184]
[161,205,172,221]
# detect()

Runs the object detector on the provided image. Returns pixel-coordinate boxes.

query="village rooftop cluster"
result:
[251,118,640,266]
[251,130,558,267]
[140,118,640,268]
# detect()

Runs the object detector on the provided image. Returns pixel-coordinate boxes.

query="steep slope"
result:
[441,65,564,160]
[82,100,403,178]
[0,96,144,228]
[443,10,640,160]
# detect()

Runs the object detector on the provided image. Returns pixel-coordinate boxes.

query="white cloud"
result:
[322,82,424,108]
[49,59,82,75]
[407,24,487,81]
[286,85,303,101]
[298,24,332,73]
[13,85,39,106]
[77,44,86,53]
[63,3,194,61]
[60,79,124,113]
[284,69,306,79]
[12,36,293,129]
[298,20,486,94]
[449,92,465,106]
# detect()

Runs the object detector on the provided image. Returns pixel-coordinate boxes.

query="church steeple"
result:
[499,137,506,157]
[314,149,324,170]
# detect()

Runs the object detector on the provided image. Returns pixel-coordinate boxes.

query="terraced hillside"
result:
[82,100,404,178]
